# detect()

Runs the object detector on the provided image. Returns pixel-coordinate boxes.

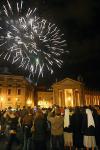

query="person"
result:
[0,110,5,136]
[47,107,64,150]
[5,110,20,150]
[32,109,47,150]
[94,107,100,150]
[64,108,73,150]
[73,107,83,150]
[3,107,13,136]
[82,108,96,150]
[22,109,33,150]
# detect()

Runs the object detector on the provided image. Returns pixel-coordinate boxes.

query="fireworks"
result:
[0,0,67,78]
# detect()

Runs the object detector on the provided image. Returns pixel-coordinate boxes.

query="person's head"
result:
[55,108,61,116]
[75,106,80,113]
[9,110,16,118]
[27,109,33,115]
[8,106,12,112]
[35,109,44,119]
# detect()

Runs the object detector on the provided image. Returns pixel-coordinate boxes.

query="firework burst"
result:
[0,0,67,78]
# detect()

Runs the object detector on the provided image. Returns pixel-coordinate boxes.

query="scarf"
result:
[86,108,95,128]
[64,109,70,128]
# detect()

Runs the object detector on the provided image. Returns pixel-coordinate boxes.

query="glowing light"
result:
[0,0,67,78]
[0,96,3,109]
[0,96,3,101]
[26,99,32,106]
[38,99,50,108]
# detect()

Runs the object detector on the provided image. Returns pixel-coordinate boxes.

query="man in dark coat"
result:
[33,110,47,150]
[22,109,33,150]
[72,107,83,149]
[94,107,100,149]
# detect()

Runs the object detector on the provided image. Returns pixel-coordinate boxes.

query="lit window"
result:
[17,89,21,95]
[8,89,11,95]
[8,98,11,101]
[16,84,21,87]
[0,88,2,94]
[8,84,12,87]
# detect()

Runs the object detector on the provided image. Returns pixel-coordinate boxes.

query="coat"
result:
[72,110,83,148]
[82,112,96,136]
[94,112,100,146]
[47,112,64,136]
[34,117,47,141]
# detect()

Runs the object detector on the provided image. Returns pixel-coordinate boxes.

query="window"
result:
[0,88,2,94]
[8,78,13,81]
[8,98,11,101]
[17,89,21,95]
[17,84,21,87]
[8,84,12,87]
[8,89,11,95]
[0,77,4,81]
[39,97,41,100]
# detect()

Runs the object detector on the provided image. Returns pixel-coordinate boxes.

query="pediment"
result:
[52,78,84,87]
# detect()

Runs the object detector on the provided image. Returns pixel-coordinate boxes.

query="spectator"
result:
[22,109,33,150]
[47,107,64,150]
[5,111,20,150]
[73,107,83,149]
[32,109,47,150]
[64,108,73,150]
[82,108,96,150]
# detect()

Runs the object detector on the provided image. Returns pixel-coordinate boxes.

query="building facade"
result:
[37,91,53,108]
[84,89,100,106]
[52,78,100,107]
[0,74,100,109]
[34,85,53,108]
[0,74,34,109]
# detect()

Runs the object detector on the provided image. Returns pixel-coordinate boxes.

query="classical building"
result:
[0,72,100,109]
[52,78,100,107]
[84,89,100,106]
[34,85,53,108]
[36,91,53,108]
[0,74,34,109]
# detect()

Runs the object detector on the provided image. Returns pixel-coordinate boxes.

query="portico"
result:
[52,78,85,107]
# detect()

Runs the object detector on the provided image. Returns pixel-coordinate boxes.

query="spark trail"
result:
[0,0,67,78]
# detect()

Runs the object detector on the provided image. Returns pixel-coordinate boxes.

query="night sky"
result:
[0,0,100,89]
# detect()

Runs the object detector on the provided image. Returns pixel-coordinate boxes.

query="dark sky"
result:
[0,0,100,89]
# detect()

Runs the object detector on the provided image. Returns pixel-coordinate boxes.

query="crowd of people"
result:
[0,105,100,150]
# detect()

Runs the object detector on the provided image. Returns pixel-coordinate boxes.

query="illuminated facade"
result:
[37,91,53,108]
[84,89,100,106]
[52,78,100,107]
[0,74,34,109]
[0,74,100,109]
[34,85,53,108]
